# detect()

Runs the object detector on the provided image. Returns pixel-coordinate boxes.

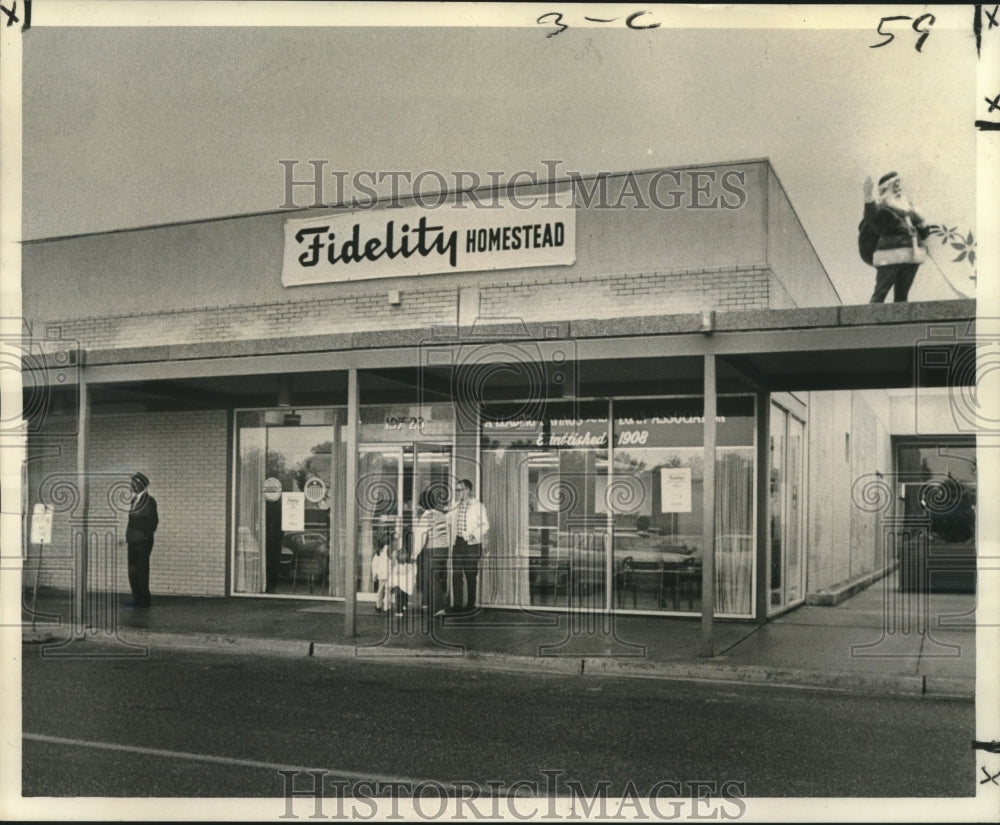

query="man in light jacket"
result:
[447,478,489,615]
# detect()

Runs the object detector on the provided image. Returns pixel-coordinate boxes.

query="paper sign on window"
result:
[660,467,692,513]
[281,492,305,531]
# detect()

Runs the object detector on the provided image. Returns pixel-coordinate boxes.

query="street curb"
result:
[119,629,310,658]
[109,629,974,699]
[581,657,967,697]
[805,563,896,607]
[923,676,976,698]
[311,642,585,675]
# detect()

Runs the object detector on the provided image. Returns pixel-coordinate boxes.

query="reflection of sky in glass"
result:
[615,446,755,477]
[918,447,976,484]
[615,448,692,475]
[271,428,329,465]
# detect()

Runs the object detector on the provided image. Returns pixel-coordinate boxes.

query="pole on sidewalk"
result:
[754,393,770,623]
[700,353,716,658]
[344,368,358,638]
[29,507,50,631]
[75,372,89,633]
[31,540,42,632]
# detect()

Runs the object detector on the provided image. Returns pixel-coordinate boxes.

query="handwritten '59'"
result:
[870,13,936,52]
[537,10,661,38]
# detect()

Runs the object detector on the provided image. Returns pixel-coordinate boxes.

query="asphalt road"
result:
[20,641,975,801]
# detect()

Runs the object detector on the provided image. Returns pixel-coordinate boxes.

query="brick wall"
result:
[481,266,775,320]
[41,266,784,351]
[26,410,229,597]
[45,287,459,350]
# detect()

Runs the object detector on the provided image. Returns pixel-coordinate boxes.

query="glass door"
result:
[768,407,785,609]
[357,447,403,601]
[356,443,453,601]
[233,408,341,598]
[410,442,453,519]
[768,403,806,613]
[896,443,976,592]
[784,415,805,603]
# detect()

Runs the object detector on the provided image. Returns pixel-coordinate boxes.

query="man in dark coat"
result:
[863,171,931,303]
[125,472,159,608]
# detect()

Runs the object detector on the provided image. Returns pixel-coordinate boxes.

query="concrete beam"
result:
[39,300,975,388]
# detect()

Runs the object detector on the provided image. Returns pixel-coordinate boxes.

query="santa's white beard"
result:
[882,191,915,214]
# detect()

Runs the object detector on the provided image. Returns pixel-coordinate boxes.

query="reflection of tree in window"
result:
[266,451,298,491]
[267,440,333,494]
[921,472,975,543]
[616,452,647,473]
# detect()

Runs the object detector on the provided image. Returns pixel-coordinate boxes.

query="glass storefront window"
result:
[479,396,755,616]
[233,408,346,598]
[612,398,755,616]
[234,394,757,616]
[480,401,609,611]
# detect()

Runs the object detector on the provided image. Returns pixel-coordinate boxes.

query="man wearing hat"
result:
[862,171,931,303]
[125,472,159,608]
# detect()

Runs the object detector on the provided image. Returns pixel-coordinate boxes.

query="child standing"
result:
[390,536,417,617]
[371,533,391,613]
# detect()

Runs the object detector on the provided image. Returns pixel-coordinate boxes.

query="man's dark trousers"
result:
[870,263,918,303]
[451,537,482,611]
[428,546,449,614]
[127,538,154,607]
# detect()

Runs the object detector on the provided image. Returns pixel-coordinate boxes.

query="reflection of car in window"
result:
[528,530,709,598]
[305,507,330,528]
[920,484,975,544]
[612,532,702,567]
[281,530,330,591]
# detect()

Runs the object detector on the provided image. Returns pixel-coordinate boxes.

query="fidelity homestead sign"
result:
[282,191,576,285]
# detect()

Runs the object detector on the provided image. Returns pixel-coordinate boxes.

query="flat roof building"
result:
[21,159,976,642]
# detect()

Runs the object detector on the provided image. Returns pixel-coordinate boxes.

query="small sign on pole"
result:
[29,503,53,633]
[30,502,53,545]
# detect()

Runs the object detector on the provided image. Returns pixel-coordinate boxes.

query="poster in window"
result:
[660,467,692,513]
[281,492,305,531]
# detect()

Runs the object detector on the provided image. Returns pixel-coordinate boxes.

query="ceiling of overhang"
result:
[722,343,977,391]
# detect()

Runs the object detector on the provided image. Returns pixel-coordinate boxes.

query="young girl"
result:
[371,530,391,612]
[390,536,417,617]
[415,488,450,615]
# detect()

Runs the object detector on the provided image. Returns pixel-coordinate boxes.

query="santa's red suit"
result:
[865,172,931,303]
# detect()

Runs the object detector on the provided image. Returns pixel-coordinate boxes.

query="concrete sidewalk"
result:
[20,576,976,699]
